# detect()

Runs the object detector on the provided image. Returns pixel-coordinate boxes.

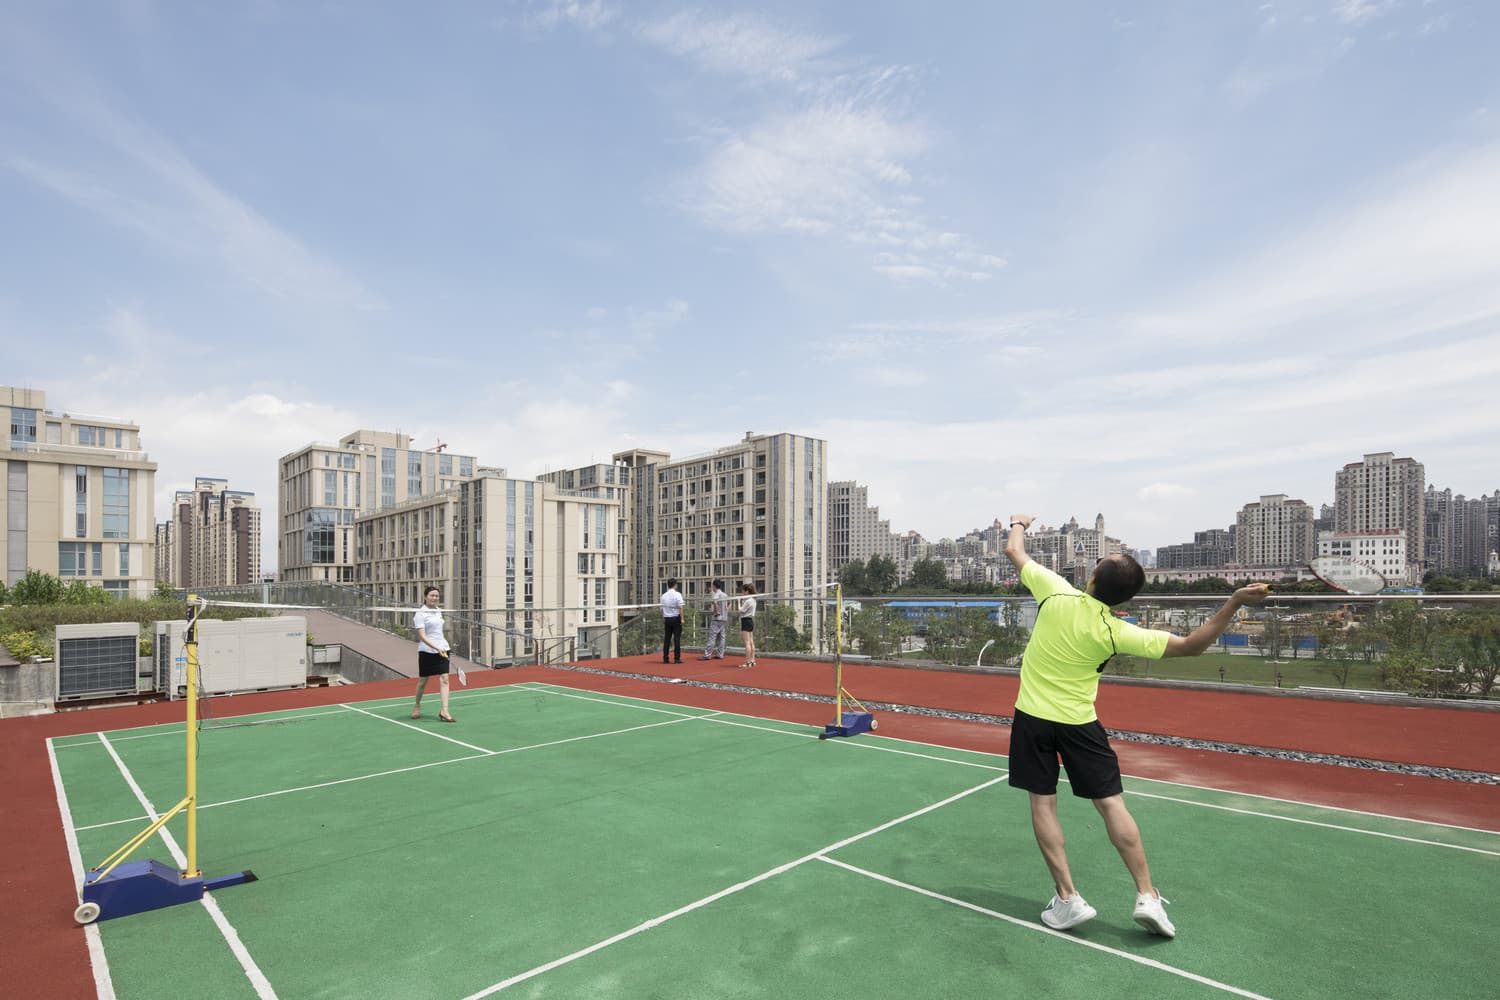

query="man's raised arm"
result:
[1005,513,1035,572]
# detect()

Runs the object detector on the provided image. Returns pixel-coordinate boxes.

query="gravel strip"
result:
[543,663,1500,787]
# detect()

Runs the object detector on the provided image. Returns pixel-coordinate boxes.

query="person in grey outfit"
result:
[700,578,729,659]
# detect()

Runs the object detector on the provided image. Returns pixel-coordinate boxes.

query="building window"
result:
[381,448,396,507]
[324,470,337,505]
[102,469,129,539]
[119,544,130,577]
[59,542,103,576]
[76,466,87,538]
[9,407,37,449]
[304,508,337,564]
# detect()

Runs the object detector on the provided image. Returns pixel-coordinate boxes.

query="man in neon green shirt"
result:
[1004,513,1268,938]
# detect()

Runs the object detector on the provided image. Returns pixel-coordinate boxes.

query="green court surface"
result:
[48,682,1499,1000]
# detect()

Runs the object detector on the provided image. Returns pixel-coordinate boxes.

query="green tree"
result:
[0,579,8,604]
[759,603,809,653]
[11,570,64,605]
[1369,601,1447,696]
[907,559,948,591]
[1438,607,1500,698]
[844,605,912,659]
[865,555,898,594]
[839,559,868,595]
[153,580,178,600]
[62,580,112,606]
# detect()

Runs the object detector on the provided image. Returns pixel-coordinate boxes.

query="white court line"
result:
[96,733,278,999]
[527,682,1500,845]
[460,774,1009,999]
[51,683,544,748]
[699,714,1007,772]
[51,709,355,748]
[817,857,1273,1000]
[76,715,707,832]
[46,738,116,1000]
[339,703,497,754]
[1119,773,1500,838]
[527,683,1003,771]
[1126,790,1500,858]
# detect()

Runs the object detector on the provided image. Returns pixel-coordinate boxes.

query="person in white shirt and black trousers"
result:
[661,578,685,664]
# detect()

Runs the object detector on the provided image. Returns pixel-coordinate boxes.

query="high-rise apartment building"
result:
[3,386,157,596]
[353,470,622,664]
[612,448,671,606]
[1335,452,1425,579]
[538,460,632,606]
[155,477,261,589]
[827,480,899,577]
[1157,527,1234,570]
[640,432,827,640]
[278,430,478,583]
[1235,494,1315,568]
[1424,487,1493,574]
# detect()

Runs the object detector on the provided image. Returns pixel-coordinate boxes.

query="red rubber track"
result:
[4,657,1497,999]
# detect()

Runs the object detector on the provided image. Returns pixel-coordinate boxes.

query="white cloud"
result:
[647,17,1003,283]
[2,50,380,312]
[522,0,618,33]
[1138,483,1198,501]
[1130,143,1500,346]
[1331,0,1400,25]
[856,366,929,388]
[638,10,840,85]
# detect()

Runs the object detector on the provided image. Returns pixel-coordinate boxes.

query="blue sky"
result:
[4,0,1498,571]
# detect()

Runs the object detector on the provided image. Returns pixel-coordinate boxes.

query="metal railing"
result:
[192,583,1500,700]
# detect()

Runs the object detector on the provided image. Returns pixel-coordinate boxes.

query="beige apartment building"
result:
[1235,494,1316,568]
[278,430,478,583]
[1335,452,1425,579]
[630,432,827,641]
[3,386,156,597]
[155,477,261,589]
[828,480,899,578]
[538,461,632,606]
[353,470,621,665]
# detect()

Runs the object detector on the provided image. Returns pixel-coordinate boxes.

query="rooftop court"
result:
[3,653,1496,999]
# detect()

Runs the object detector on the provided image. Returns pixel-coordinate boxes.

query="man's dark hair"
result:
[667,578,680,589]
[712,578,724,590]
[1091,555,1145,607]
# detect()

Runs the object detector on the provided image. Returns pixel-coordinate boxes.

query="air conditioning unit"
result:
[152,616,308,700]
[55,623,143,701]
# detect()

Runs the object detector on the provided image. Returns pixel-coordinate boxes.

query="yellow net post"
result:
[833,582,844,723]
[184,595,201,878]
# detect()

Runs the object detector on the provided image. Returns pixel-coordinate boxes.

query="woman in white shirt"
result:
[412,585,455,723]
[738,582,757,669]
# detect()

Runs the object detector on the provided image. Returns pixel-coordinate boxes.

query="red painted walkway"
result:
[4,656,1496,999]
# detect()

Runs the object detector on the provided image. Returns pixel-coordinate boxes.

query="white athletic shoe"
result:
[1133,891,1176,938]
[1040,893,1097,930]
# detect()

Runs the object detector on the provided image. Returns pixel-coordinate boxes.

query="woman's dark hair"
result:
[1091,555,1145,607]
[739,582,754,594]
[423,585,440,598]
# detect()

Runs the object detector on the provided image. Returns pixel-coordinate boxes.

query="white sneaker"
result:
[1040,893,1097,930]
[1133,891,1176,938]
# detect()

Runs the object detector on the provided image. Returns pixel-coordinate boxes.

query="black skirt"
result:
[418,650,450,676]
[740,617,754,633]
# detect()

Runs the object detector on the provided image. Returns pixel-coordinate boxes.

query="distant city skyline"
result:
[5,2,1498,571]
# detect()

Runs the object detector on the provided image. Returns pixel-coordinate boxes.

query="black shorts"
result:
[1006,708,1123,799]
[418,650,449,677]
[740,617,754,633]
